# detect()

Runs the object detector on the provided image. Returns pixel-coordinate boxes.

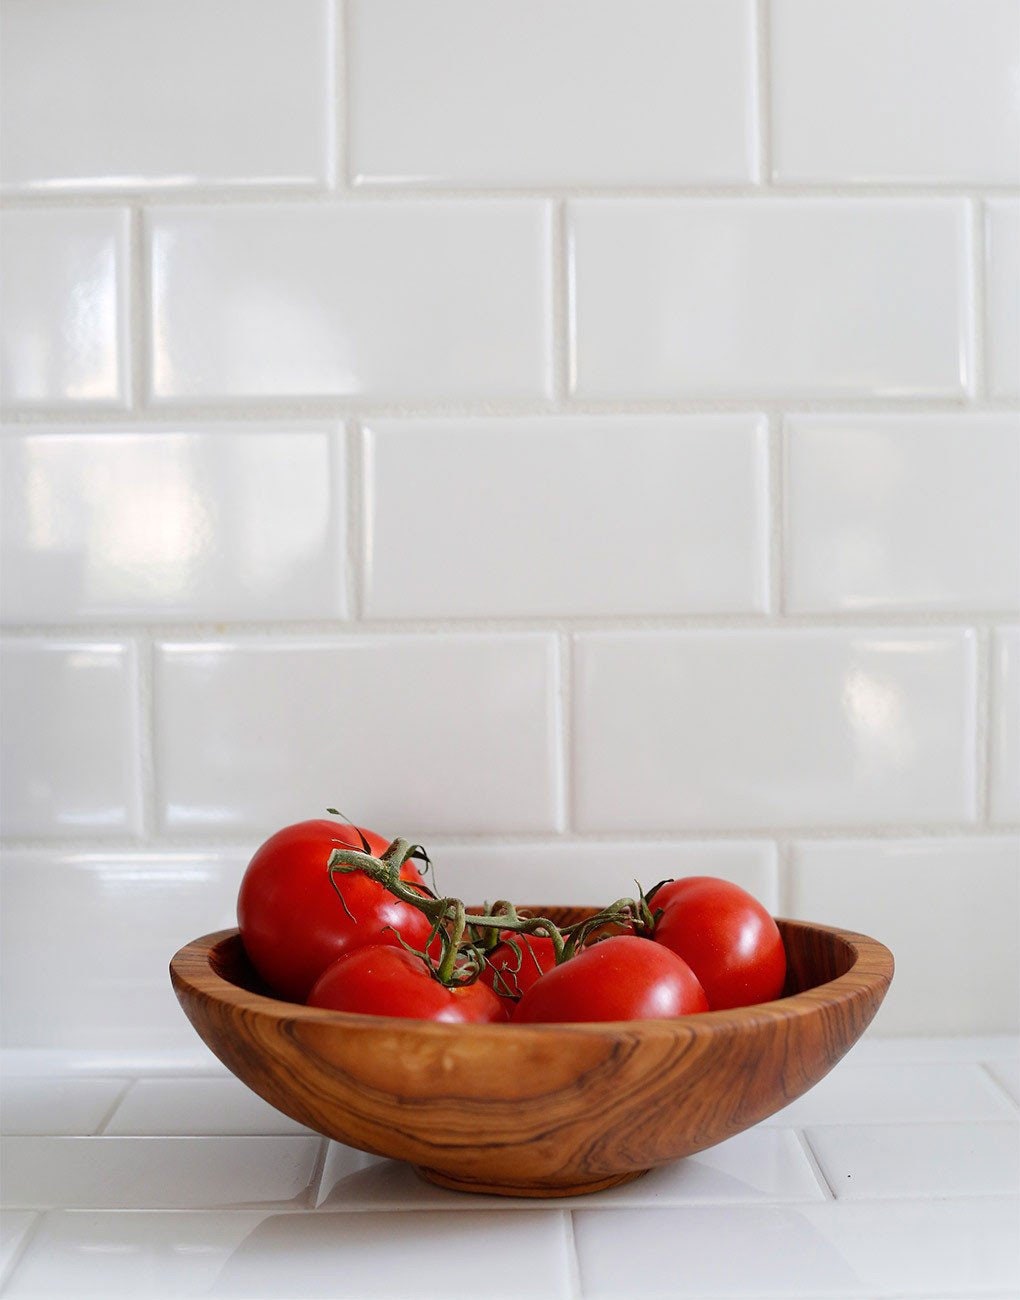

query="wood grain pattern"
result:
[170,912,893,1197]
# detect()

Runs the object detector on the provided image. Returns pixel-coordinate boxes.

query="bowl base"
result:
[412,1164,649,1199]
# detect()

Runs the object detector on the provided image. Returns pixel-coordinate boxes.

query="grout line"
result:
[305,1137,332,1208]
[0,613,1012,637]
[4,826,1017,854]
[343,420,364,621]
[551,201,570,402]
[558,632,574,834]
[980,629,997,825]
[0,1211,45,1291]
[756,0,773,186]
[775,838,793,915]
[971,197,987,400]
[4,184,1020,208]
[978,1062,1020,1111]
[333,0,350,190]
[563,1211,584,1300]
[794,1129,837,1200]
[767,412,784,615]
[135,633,158,842]
[94,1078,136,1135]
[5,397,1018,424]
[127,207,147,411]
[974,628,991,825]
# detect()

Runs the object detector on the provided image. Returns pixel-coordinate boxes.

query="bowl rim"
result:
[170,916,894,1040]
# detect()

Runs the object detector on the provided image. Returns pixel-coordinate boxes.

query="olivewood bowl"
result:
[170,911,893,1198]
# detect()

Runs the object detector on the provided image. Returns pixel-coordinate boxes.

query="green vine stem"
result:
[326,838,646,987]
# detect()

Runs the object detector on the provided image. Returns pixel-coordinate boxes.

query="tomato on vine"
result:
[236,819,435,1002]
[512,935,708,1023]
[307,945,509,1023]
[648,876,786,1010]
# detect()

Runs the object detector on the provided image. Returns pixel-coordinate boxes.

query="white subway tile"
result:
[785,415,1020,613]
[790,838,1020,1034]
[765,1061,1016,1125]
[0,851,243,1051]
[987,200,1020,399]
[154,635,562,834]
[364,416,768,618]
[771,0,1020,183]
[105,1078,313,1137]
[568,199,972,398]
[573,630,977,830]
[349,0,756,186]
[0,209,130,408]
[0,640,142,837]
[149,203,552,401]
[427,841,778,910]
[0,0,332,193]
[212,1210,574,1300]
[991,627,1020,823]
[1,1136,321,1209]
[0,425,346,624]
[0,1077,129,1136]
[3,1210,264,1299]
[574,1201,1020,1298]
[805,1123,1020,1200]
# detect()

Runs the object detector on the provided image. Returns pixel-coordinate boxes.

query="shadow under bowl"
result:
[170,911,893,1197]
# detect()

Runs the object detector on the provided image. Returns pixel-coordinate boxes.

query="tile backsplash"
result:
[1,0,1017,1046]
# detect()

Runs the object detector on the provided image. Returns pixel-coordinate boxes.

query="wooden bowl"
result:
[170,912,892,1198]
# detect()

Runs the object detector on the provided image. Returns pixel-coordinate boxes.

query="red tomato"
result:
[478,931,559,999]
[512,935,707,1024]
[236,819,434,1002]
[651,876,786,1010]
[307,945,509,1023]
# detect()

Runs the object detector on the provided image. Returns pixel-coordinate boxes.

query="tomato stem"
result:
[326,839,647,985]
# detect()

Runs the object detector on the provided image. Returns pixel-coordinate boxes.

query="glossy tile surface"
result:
[771,0,1020,182]
[990,627,1020,823]
[426,840,778,909]
[0,1212,37,1287]
[0,208,129,408]
[573,630,977,829]
[784,414,1020,613]
[0,640,142,837]
[0,1077,128,1135]
[364,416,769,617]
[987,200,1020,398]
[0,851,243,1051]
[0,0,332,192]
[0,1040,1016,1298]
[789,838,1020,1034]
[149,202,553,401]
[573,1199,1020,1297]
[154,635,562,834]
[568,199,972,398]
[210,1210,573,1299]
[1,1136,322,1209]
[349,0,756,185]
[3,1210,265,1298]
[318,1128,824,1210]
[766,1060,1017,1126]
[105,1078,314,1137]
[0,426,346,623]
[805,1122,1020,1199]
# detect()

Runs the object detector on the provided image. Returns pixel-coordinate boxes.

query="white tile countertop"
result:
[1,1037,1017,1299]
